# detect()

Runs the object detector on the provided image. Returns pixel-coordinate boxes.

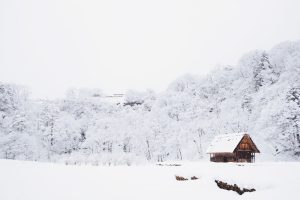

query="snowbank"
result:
[0,159,299,200]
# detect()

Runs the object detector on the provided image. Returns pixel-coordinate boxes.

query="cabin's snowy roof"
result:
[206,133,246,153]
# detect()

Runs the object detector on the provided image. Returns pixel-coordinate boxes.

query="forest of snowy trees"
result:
[1,40,300,165]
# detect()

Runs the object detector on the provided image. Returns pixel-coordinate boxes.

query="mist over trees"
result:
[1,40,300,165]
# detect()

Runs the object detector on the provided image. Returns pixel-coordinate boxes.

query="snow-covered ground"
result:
[0,160,299,200]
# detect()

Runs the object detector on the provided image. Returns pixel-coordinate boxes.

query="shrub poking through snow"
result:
[191,176,199,180]
[215,180,255,195]
[175,175,188,181]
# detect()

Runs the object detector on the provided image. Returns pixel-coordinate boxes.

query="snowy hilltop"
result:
[0,40,300,165]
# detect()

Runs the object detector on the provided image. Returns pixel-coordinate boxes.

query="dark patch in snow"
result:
[215,180,255,195]
[175,175,188,181]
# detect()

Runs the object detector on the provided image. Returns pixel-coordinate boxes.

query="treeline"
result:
[0,40,300,165]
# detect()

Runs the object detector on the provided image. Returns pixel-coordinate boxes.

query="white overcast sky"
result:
[1,0,300,99]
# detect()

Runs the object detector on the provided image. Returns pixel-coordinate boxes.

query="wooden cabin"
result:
[206,133,260,163]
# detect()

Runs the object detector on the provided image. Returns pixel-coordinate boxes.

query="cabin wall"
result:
[235,151,255,162]
[210,153,235,162]
[210,152,255,163]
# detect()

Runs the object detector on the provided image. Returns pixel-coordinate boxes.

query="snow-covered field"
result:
[0,160,299,200]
